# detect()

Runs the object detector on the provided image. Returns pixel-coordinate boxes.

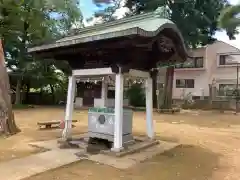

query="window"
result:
[176,79,185,88]
[195,57,204,68]
[183,58,195,68]
[219,84,236,89]
[157,83,164,88]
[219,55,227,65]
[175,57,203,68]
[176,79,195,88]
[219,84,237,96]
[186,79,195,88]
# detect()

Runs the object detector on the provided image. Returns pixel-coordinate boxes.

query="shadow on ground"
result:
[24,144,220,180]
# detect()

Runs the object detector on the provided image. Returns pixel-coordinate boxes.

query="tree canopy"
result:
[218,3,240,39]
[92,0,238,47]
[0,0,82,104]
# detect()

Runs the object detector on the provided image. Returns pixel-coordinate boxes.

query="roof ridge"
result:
[216,40,240,51]
[68,12,155,36]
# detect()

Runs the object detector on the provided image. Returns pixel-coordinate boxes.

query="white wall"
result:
[173,70,209,98]
[206,41,240,88]
[167,41,240,99]
[172,47,209,98]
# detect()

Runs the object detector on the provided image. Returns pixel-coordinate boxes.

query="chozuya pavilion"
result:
[28,9,187,152]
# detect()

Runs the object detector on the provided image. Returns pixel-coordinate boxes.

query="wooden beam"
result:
[72,68,114,76]
[128,69,150,78]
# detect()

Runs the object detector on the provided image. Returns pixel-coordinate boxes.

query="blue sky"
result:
[79,1,108,18]
[79,0,240,48]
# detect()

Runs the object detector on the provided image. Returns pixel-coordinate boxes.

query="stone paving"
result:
[30,138,179,169]
[0,139,179,180]
[0,149,81,180]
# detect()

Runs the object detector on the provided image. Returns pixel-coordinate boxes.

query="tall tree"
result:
[0,40,20,135]
[0,0,82,104]
[93,0,239,109]
[93,0,235,45]
[125,0,235,47]
[218,4,240,39]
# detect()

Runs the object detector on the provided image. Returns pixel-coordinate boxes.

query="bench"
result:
[37,120,78,129]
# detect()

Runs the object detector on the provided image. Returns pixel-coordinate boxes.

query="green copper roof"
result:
[28,10,187,58]
[57,14,172,43]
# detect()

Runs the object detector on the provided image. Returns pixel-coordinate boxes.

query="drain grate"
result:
[87,137,112,155]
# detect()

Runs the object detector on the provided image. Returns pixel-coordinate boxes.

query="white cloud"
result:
[113,7,129,19]
[83,17,103,27]
[83,0,129,26]
[214,29,240,49]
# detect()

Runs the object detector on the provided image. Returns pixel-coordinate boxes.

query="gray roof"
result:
[28,11,187,55]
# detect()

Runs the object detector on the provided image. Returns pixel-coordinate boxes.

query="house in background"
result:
[75,40,240,107]
[158,41,240,99]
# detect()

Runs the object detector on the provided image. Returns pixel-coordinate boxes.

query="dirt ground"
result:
[1,107,240,180]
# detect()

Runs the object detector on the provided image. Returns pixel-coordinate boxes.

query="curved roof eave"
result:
[28,12,188,59]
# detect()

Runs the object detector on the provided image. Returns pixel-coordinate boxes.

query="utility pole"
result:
[224,54,240,114]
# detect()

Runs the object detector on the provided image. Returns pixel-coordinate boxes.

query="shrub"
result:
[126,84,145,107]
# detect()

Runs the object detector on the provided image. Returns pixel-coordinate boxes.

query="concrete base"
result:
[111,147,124,153]
[88,131,134,145]
[57,134,158,157]
[107,138,160,157]
[30,134,180,169]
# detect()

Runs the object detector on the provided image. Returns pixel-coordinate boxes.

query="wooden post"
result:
[162,67,174,109]
[62,75,76,139]
[145,77,154,139]
[112,70,124,152]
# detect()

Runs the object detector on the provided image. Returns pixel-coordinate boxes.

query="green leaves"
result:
[125,0,233,47]
[0,0,82,99]
[91,0,233,47]
[218,4,240,40]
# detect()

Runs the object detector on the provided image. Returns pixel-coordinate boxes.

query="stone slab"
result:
[101,139,159,157]
[29,139,60,150]
[85,141,179,169]
[28,137,180,170]
[0,149,82,180]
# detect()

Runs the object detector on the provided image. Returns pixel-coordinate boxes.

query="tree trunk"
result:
[0,40,20,135]
[161,67,174,109]
[39,87,44,105]
[24,82,30,104]
[50,84,55,104]
[15,78,22,105]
